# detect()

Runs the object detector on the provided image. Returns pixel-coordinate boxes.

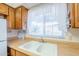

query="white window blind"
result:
[27,4,68,39]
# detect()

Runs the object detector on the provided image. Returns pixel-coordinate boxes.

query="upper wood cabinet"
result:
[15,7,22,29]
[74,4,79,28]
[22,7,28,29]
[0,4,8,15]
[70,3,79,28]
[6,7,15,29]
[15,6,28,29]
[69,4,75,28]
[0,3,28,29]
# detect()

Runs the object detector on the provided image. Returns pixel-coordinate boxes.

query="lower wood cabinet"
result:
[8,47,29,56]
[8,48,16,56]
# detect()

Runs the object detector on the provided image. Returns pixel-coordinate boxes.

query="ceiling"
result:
[6,3,40,9]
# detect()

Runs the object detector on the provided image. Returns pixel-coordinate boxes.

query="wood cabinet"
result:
[8,48,29,56]
[6,7,15,29]
[0,4,28,29]
[69,4,75,28]
[22,7,28,30]
[0,3,8,15]
[70,3,79,28]
[74,4,79,28]
[15,7,22,29]
[15,6,28,29]
[8,48,16,56]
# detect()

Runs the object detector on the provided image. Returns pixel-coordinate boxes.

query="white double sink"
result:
[19,41,57,56]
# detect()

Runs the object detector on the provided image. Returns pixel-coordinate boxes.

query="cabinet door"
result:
[22,7,28,30]
[15,7,22,29]
[0,4,8,15]
[7,7,15,29]
[69,4,75,28]
[75,4,79,28]
[8,48,16,56]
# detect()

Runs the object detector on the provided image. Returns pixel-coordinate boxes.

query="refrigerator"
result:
[0,19,7,56]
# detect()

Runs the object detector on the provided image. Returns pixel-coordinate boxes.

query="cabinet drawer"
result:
[0,4,8,15]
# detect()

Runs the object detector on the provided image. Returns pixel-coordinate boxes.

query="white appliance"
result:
[0,19,7,56]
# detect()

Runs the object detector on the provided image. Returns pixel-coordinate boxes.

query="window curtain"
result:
[27,3,68,39]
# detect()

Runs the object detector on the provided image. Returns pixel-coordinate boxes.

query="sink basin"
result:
[19,41,57,56]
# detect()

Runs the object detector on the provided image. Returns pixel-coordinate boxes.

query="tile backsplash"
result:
[7,30,18,39]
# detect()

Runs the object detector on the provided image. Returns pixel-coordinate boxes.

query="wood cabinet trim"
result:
[2,3,15,9]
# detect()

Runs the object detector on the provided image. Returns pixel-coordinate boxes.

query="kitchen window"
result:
[27,4,69,39]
